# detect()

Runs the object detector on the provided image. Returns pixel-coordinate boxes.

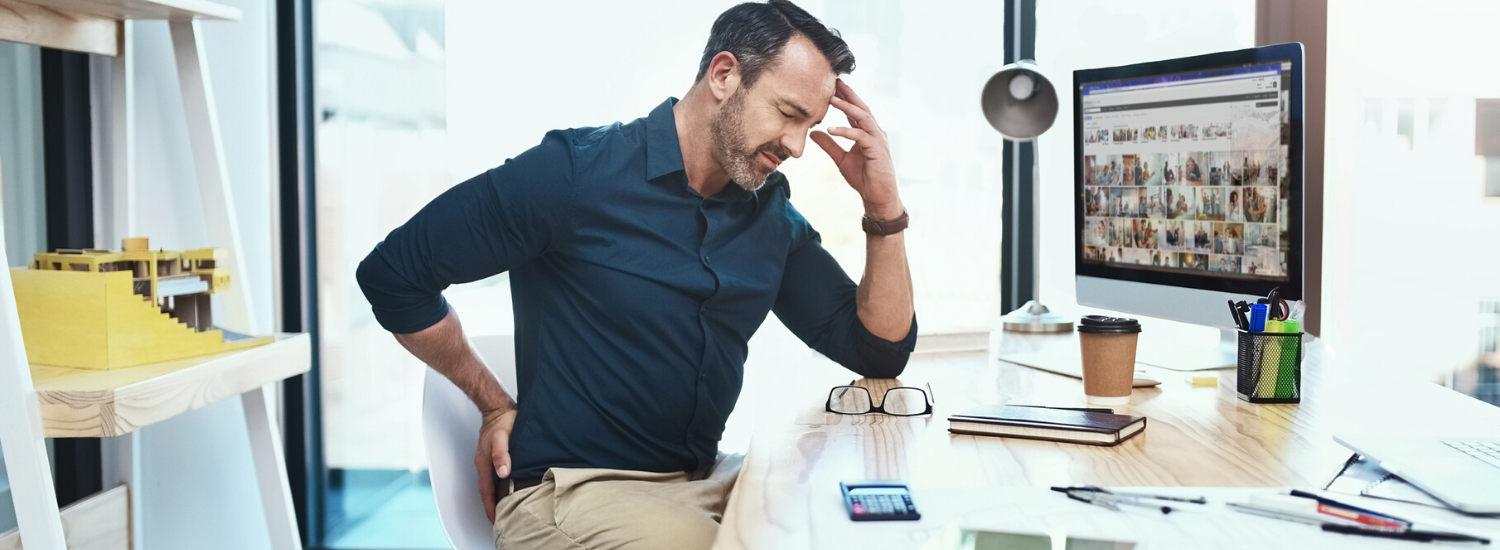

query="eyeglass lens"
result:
[828,386,873,414]
[881,388,928,415]
[828,386,928,415]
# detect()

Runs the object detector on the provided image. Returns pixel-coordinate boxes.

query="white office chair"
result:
[423,335,517,550]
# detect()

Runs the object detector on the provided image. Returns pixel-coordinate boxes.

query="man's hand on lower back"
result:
[477,407,518,523]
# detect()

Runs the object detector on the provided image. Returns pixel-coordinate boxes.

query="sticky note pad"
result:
[1188,375,1218,388]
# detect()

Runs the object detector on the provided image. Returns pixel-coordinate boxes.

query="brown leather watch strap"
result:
[861,210,909,236]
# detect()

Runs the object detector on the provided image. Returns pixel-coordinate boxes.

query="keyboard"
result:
[1444,441,1500,471]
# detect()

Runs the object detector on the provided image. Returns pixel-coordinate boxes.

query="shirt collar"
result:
[644,96,756,203]
[645,97,685,181]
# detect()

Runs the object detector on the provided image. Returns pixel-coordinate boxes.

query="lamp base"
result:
[1001,300,1074,333]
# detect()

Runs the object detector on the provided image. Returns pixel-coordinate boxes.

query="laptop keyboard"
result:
[1444,441,1500,471]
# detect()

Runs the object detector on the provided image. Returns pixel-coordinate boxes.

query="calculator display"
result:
[849,488,907,496]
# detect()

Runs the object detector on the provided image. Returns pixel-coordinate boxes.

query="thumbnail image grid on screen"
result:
[1079,61,1291,282]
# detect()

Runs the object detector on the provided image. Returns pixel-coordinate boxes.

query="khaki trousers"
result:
[493,453,742,550]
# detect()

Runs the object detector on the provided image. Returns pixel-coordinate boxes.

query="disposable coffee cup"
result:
[1077,315,1142,406]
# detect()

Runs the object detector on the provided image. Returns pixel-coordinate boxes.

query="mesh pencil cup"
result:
[1236,330,1302,404]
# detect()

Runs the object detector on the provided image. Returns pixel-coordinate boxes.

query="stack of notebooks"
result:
[947,405,1147,446]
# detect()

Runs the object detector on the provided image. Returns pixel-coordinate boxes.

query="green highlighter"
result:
[1277,320,1301,399]
[1257,321,1285,399]
[1255,320,1302,399]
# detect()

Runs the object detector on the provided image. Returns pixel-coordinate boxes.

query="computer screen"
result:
[1077,59,1293,283]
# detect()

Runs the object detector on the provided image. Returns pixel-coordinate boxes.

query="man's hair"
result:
[695,0,856,89]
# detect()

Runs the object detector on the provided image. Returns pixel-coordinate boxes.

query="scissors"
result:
[1258,287,1289,321]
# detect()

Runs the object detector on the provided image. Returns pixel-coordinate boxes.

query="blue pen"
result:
[1248,303,1268,332]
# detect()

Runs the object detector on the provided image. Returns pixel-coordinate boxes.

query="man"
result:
[355,2,915,549]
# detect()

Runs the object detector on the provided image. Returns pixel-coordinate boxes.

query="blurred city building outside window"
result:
[1322,0,1500,380]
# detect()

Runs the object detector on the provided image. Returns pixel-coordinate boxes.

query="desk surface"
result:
[714,330,1500,549]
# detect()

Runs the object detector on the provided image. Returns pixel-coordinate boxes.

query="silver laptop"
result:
[1335,433,1500,513]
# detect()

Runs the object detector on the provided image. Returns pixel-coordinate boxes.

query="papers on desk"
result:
[880,487,1500,550]
[918,525,1136,550]
[1325,454,1500,517]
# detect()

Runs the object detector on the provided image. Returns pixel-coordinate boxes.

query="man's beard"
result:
[709,89,787,192]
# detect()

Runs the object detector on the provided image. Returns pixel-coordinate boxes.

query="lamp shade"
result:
[980,60,1058,141]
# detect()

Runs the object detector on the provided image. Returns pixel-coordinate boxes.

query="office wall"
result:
[103,0,278,547]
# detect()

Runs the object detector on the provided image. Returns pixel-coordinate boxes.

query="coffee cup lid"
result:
[1077,315,1141,334]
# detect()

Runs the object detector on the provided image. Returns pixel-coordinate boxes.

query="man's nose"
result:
[781,132,804,159]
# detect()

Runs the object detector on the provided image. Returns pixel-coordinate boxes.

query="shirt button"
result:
[702,255,711,265]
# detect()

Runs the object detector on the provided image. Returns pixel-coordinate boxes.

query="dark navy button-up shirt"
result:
[356,97,917,478]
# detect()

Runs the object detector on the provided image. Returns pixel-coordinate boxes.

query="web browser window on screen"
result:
[1079,61,1292,281]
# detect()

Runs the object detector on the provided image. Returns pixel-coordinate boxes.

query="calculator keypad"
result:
[849,494,917,520]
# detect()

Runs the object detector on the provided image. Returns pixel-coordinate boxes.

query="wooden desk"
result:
[715,330,1500,549]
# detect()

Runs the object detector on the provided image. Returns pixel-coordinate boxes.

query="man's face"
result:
[710,35,836,192]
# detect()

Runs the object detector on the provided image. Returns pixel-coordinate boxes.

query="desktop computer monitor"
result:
[1073,43,1305,370]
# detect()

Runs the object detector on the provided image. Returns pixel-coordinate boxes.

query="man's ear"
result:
[706,51,741,102]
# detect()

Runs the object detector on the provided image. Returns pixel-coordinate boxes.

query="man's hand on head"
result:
[810,79,903,221]
[477,406,518,524]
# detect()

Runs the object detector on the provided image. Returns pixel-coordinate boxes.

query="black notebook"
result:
[948,405,1147,446]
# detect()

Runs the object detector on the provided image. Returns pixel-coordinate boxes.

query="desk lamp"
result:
[981,61,1072,333]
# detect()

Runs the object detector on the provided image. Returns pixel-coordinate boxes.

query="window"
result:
[1034,0,1257,340]
[0,38,48,536]
[0,41,47,268]
[1321,0,1500,378]
[315,0,450,547]
[1478,99,1500,198]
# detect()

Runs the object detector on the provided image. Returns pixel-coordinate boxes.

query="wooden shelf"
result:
[20,0,242,21]
[31,333,309,438]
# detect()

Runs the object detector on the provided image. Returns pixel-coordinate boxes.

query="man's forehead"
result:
[757,36,837,110]
[758,81,835,124]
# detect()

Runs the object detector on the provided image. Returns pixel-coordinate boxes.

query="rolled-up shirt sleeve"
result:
[356,130,575,334]
[772,204,917,379]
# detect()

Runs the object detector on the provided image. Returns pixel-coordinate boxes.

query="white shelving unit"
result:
[0,2,307,549]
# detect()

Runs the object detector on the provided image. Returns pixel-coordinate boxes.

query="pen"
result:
[1112,490,1207,505]
[1227,502,1323,526]
[1230,502,1492,544]
[1287,489,1409,529]
[1051,487,1174,514]
[1052,487,1205,509]
[1322,524,1491,544]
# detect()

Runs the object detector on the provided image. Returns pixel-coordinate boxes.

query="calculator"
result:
[841,481,920,521]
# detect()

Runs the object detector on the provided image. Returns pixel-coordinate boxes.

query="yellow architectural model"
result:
[13,237,271,370]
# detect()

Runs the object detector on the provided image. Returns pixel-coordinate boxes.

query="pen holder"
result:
[1236,330,1302,404]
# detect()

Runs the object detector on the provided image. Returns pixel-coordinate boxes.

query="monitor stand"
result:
[1134,327,1238,371]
